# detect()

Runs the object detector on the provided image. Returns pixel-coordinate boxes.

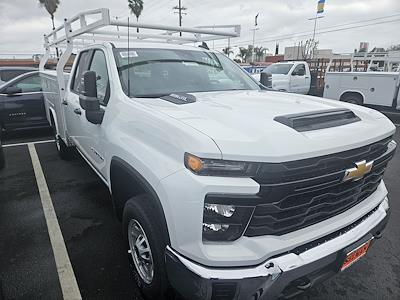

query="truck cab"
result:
[257,61,311,94]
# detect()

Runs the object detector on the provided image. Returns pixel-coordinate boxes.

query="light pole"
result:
[251,27,259,63]
[308,15,324,43]
[251,13,260,64]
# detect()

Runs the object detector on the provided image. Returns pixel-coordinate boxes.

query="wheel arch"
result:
[109,156,171,244]
[48,107,60,135]
[339,90,365,103]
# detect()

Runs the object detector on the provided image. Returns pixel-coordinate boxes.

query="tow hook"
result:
[265,261,282,281]
[295,277,312,291]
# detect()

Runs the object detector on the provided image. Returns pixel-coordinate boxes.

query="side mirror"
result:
[4,86,22,95]
[260,72,272,88]
[79,71,104,124]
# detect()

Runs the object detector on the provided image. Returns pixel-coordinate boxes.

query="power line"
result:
[217,14,400,46]
[214,12,400,48]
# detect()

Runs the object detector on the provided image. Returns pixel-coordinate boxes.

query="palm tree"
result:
[39,0,60,30]
[39,0,60,57]
[236,47,248,63]
[254,47,268,62]
[128,0,144,33]
[222,47,233,58]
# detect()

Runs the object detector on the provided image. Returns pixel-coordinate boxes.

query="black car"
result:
[0,67,37,86]
[0,71,48,132]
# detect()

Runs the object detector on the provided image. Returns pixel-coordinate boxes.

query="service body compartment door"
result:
[360,73,398,106]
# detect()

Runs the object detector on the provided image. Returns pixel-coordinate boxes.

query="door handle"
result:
[74,108,82,115]
[62,100,68,106]
[305,76,310,79]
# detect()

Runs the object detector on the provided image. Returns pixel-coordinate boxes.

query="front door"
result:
[0,73,47,130]
[290,64,308,94]
[67,48,110,177]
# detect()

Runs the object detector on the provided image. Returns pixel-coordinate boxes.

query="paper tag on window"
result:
[120,51,138,58]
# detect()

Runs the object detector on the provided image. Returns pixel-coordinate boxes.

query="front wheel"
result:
[122,195,171,300]
[53,127,72,160]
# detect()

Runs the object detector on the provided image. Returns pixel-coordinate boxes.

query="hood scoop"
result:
[274,108,361,132]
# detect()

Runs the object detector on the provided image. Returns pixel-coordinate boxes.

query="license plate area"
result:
[341,239,372,271]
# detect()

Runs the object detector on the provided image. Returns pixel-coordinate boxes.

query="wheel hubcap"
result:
[128,219,154,284]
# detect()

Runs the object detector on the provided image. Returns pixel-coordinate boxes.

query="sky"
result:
[0,0,399,57]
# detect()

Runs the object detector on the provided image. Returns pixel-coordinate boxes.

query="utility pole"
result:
[173,0,187,36]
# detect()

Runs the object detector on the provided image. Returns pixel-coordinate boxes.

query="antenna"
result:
[127,17,131,97]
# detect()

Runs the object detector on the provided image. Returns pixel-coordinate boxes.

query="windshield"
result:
[264,63,294,75]
[114,48,260,98]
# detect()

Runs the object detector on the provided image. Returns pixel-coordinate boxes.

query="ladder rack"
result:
[39,8,241,113]
[42,8,240,49]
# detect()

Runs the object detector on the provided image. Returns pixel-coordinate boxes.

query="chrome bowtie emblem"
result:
[343,160,374,182]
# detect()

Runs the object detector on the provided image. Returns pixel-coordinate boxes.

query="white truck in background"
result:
[323,71,400,110]
[253,61,311,94]
[39,9,397,300]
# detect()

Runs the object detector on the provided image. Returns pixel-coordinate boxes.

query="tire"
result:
[53,127,72,160]
[122,195,171,300]
[0,146,4,170]
[341,94,363,105]
[0,130,4,170]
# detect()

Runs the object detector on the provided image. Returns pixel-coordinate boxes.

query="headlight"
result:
[203,202,254,242]
[184,153,259,177]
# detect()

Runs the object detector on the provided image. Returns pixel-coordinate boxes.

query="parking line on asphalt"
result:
[28,143,82,300]
[3,139,54,148]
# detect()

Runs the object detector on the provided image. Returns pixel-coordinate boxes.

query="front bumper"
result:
[165,199,390,300]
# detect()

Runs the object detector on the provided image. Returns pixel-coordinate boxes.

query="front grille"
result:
[245,137,396,237]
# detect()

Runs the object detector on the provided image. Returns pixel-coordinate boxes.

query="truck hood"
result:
[140,90,395,162]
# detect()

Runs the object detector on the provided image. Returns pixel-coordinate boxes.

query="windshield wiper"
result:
[133,93,170,98]
[118,59,223,72]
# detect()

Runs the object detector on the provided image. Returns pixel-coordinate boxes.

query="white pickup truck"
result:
[40,9,396,300]
[253,61,311,94]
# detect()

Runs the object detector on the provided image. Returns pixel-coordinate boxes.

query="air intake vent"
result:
[274,108,361,132]
[211,282,237,300]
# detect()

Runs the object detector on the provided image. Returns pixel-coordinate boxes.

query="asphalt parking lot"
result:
[0,115,399,300]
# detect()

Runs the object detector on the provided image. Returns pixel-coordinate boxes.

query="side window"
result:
[1,70,27,82]
[71,51,90,93]
[292,64,306,76]
[12,74,42,93]
[89,50,110,106]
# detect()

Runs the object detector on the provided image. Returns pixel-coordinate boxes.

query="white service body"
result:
[323,71,400,109]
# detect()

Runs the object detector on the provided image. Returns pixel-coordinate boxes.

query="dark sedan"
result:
[0,71,48,132]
